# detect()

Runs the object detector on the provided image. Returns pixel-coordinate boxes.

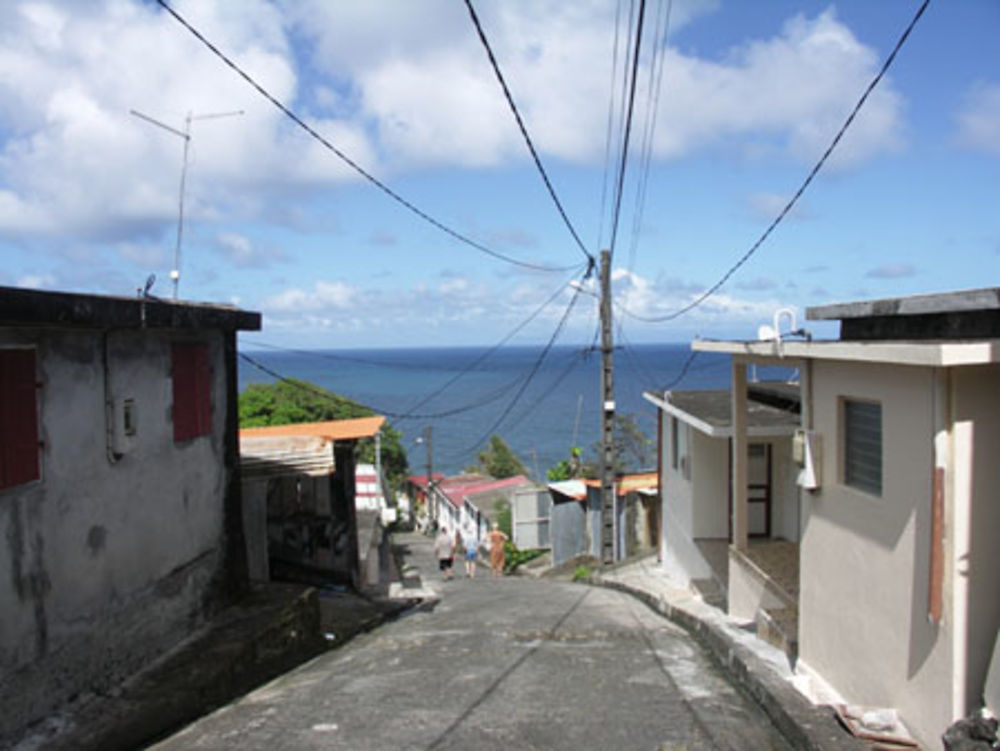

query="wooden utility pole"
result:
[424,425,436,526]
[599,249,616,564]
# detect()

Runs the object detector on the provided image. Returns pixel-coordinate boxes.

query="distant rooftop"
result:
[644,382,800,438]
[807,287,1000,341]
[0,285,260,331]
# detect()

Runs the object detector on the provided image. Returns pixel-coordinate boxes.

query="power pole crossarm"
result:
[599,249,616,565]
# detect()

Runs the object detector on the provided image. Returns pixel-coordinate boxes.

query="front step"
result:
[756,605,798,662]
[690,577,726,610]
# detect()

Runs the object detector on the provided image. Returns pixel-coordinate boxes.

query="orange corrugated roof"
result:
[582,471,658,496]
[240,416,385,441]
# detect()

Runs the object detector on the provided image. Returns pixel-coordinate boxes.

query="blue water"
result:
[237,343,741,478]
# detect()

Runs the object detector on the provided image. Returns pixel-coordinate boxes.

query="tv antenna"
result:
[131,108,243,299]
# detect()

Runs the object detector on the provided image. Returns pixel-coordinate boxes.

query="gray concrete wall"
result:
[550,500,586,567]
[0,328,233,742]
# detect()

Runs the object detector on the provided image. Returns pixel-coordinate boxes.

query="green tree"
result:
[239,378,409,491]
[474,435,528,479]
[547,446,582,481]
[582,413,652,478]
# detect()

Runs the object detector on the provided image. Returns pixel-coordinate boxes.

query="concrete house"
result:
[690,287,1000,748]
[0,286,259,742]
[435,473,535,543]
[643,384,801,612]
[239,417,388,590]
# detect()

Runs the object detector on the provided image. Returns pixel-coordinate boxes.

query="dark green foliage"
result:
[582,413,652,478]
[547,446,582,481]
[475,434,528,479]
[503,541,543,573]
[238,378,409,491]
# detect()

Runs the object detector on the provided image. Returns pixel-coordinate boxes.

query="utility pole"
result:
[424,426,435,527]
[599,249,616,565]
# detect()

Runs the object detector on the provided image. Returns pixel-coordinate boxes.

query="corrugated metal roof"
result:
[239,434,334,478]
[239,416,385,441]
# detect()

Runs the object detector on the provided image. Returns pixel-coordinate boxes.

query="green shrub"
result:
[571,566,591,582]
[503,541,543,573]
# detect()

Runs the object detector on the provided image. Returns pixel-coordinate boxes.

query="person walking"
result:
[462,525,479,578]
[433,526,455,581]
[486,523,508,578]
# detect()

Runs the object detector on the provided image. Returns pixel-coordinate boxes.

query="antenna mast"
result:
[131,108,243,299]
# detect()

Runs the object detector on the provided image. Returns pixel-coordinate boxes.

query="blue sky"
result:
[0,0,997,349]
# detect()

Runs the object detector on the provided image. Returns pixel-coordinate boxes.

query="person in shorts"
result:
[462,526,479,578]
[433,526,455,580]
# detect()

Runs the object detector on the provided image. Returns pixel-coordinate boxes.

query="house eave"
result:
[692,338,1000,367]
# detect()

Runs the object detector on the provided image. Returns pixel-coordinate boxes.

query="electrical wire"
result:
[153,0,579,274]
[397,267,587,419]
[596,0,627,252]
[608,0,648,260]
[239,351,525,421]
[621,0,931,323]
[464,0,593,267]
[455,268,588,457]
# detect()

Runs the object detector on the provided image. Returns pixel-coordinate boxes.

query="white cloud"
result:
[0,0,375,245]
[284,3,904,169]
[866,263,916,280]
[214,231,287,268]
[955,81,1000,157]
[16,273,56,289]
[262,280,357,311]
[745,192,810,221]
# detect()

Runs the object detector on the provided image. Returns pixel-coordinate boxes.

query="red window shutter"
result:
[0,349,41,489]
[172,343,212,442]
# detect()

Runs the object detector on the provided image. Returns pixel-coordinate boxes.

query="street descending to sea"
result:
[151,533,792,751]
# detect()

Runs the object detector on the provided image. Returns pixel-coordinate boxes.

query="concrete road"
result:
[151,534,792,750]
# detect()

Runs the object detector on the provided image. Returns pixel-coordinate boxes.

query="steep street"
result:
[151,533,792,750]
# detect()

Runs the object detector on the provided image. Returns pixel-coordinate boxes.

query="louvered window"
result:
[172,343,212,442]
[0,348,41,490]
[844,399,881,496]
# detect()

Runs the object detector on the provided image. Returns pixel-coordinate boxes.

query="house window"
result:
[843,399,881,496]
[172,343,212,442]
[0,348,41,490]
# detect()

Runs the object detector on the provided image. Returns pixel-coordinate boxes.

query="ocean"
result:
[237,343,740,479]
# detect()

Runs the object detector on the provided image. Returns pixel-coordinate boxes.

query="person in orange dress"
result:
[486,523,508,577]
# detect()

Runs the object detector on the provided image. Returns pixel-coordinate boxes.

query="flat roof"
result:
[0,285,260,331]
[643,388,800,438]
[692,338,1000,366]
[808,287,1000,321]
[240,416,385,442]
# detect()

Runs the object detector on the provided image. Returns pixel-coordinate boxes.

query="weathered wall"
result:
[0,328,231,741]
[798,360,951,749]
[551,499,588,567]
[952,363,1000,716]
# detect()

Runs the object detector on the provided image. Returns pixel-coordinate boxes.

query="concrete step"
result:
[690,576,727,609]
[756,605,798,662]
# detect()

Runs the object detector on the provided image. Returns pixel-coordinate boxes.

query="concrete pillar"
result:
[731,359,748,551]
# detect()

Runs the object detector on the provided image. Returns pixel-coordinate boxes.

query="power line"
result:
[464,0,594,267]
[397,268,587,418]
[239,351,523,421]
[455,268,588,458]
[608,0,648,260]
[152,0,578,274]
[622,0,931,323]
[596,0,628,252]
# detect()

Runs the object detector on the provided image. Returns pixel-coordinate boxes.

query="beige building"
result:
[692,287,1000,748]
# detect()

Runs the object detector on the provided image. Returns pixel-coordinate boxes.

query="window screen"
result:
[172,343,212,442]
[0,348,40,490]
[844,399,881,496]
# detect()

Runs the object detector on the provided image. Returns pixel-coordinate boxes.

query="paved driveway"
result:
[151,534,791,750]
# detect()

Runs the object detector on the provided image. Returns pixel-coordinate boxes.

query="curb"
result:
[592,576,867,751]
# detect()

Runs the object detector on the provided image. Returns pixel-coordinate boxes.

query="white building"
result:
[688,287,1000,748]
